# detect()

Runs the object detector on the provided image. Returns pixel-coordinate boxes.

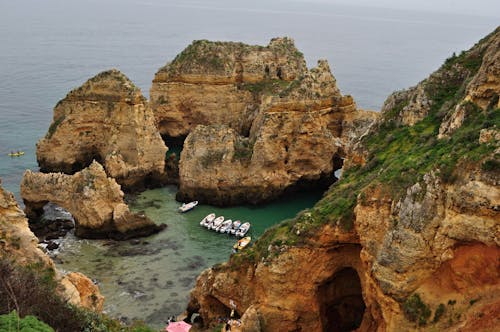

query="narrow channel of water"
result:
[54,186,323,327]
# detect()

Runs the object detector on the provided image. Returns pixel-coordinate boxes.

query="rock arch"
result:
[21,161,165,240]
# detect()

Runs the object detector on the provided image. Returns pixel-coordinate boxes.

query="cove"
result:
[53,185,323,328]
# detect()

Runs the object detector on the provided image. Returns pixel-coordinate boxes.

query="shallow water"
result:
[55,185,323,327]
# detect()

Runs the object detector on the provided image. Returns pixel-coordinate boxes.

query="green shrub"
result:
[0,311,54,332]
[433,303,445,323]
[403,294,432,326]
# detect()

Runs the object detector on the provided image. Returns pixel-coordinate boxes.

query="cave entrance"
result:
[317,267,365,332]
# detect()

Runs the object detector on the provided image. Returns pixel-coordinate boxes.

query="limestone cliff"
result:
[37,69,167,190]
[177,58,377,205]
[0,179,103,313]
[150,37,307,138]
[186,28,500,331]
[20,161,164,240]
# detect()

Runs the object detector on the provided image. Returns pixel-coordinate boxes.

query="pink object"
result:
[166,321,192,332]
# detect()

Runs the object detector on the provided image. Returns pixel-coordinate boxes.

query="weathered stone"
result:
[177,60,377,205]
[60,272,104,312]
[150,37,307,138]
[20,161,164,239]
[37,69,167,191]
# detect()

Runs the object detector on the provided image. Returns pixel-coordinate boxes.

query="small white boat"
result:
[178,201,198,213]
[200,213,216,226]
[219,219,233,233]
[210,216,224,230]
[235,222,250,237]
[229,220,241,234]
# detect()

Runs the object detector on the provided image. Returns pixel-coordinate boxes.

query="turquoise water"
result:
[0,0,499,328]
[55,185,323,327]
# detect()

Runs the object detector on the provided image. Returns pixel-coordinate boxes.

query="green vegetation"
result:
[240,79,290,95]
[200,151,225,168]
[0,259,156,332]
[232,138,254,164]
[46,114,65,139]
[433,303,446,323]
[403,293,432,326]
[0,311,54,332]
[228,29,499,266]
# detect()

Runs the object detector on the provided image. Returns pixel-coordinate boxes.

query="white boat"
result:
[210,216,224,230]
[235,222,250,237]
[219,219,233,233]
[200,213,216,226]
[229,220,241,234]
[178,201,198,213]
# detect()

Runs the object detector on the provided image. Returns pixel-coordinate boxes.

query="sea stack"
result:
[36,69,168,191]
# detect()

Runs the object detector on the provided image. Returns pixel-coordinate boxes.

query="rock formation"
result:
[37,69,167,190]
[150,37,307,138]
[0,179,103,312]
[21,161,165,240]
[186,28,500,331]
[173,53,377,205]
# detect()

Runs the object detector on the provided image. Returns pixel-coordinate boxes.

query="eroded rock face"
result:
[150,37,307,138]
[37,69,167,190]
[0,179,104,313]
[0,179,52,267]
[177,60,378,205]
[186,29,500,331]
[20,161,164,239]
[465,27,500,110]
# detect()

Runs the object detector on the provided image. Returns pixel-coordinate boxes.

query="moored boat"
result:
[219,219,233,233]
[178,201,198,213]
[200,213,216,226]
[229,220,241,234]
[233,236,251,251]
[210,216,224,230]
[235,222,250,237]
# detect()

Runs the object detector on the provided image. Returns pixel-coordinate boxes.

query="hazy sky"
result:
[293,0,500,18]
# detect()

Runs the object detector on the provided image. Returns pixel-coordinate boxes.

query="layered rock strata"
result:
[177,59,377,205]
[20,161,164,240]
[0,179,103,312]
[150,37,307,138]
[37,69,167,190]
[186,28,500,331]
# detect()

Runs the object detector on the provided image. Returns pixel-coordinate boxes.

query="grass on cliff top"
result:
[230,33,499,264]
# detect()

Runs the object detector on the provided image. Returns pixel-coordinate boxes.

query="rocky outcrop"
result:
[177,59,378,205]
[37,69,167,191]
[0,178,52,267]
[150,37,307,138]
[465,27,500,109]
[186,29,500,331]
[20,161,165,240]
[60,272,104,312]
[0,179,104,313]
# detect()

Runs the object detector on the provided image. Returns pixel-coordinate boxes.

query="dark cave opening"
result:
[318,267,366,332]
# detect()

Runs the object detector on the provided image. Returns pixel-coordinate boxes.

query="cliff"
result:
[36,69,167,191]
[0,179,104,313]
[20,161,165,240]
[175,55,377,205]
[150,37,307,138]
[186,28,500,331]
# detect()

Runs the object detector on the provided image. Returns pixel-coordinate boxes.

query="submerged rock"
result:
[37,69,168,191]
[21,161,165,240]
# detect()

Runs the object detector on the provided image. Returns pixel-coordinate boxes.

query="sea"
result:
[0,0,497,327]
